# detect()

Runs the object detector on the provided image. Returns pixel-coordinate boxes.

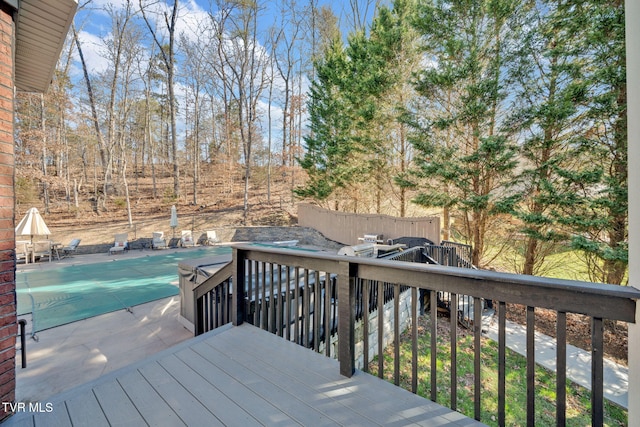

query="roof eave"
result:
[13,0,78,93]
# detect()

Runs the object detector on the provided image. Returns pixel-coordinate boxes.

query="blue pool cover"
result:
[17,247,232,332]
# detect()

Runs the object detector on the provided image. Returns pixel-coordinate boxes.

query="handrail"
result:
[194,244,640,425]
[232,244,638,322]
[191,255,233,335]
[193,260,233,300]
[219,243,640,426]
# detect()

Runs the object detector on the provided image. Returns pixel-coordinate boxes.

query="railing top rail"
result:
[441,240,472,248]
[232,243,640,323]
[190,255,234,299]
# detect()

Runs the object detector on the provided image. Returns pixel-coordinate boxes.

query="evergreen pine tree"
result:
[503,0,591,276]
[408,0,521,266]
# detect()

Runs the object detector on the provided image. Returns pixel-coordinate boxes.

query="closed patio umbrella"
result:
[15,207,51,243]
[170,205,178,237]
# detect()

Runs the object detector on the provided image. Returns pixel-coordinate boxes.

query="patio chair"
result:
[15,240,30,264]
[152,232,167,249]
[109,233,128,255]
[32,241,52,263]
[205,230,219,245]
[180,230,195,248]
[61,238,81,258]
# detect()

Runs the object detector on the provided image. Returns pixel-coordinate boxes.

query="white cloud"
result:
[74,30,110,75]
[176,0,210,43]
[72,0,207,74]
[69,0,313,144]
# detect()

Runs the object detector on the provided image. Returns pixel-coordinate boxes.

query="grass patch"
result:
[368,315,627,426]
[484,242,594,282]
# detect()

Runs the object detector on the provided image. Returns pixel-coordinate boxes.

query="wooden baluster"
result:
[430,289,437,402]
[498,301,506,427]
[451,292,458,411]
[527,306,535,427]
[474,297,482,420]
[394,283,400,386]
[556,311,567,425]
[592,317,604,427]
[411,287,418,394]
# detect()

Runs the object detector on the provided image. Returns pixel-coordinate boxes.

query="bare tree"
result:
[273,0,303,169]
[266,29,276,203]
[342,0,381,34]
[72,25,111,206]
[140,0,180,198]
[115,6,146,226]
[206,5,238,195]
[180,22,213,206]
[45,31,77,211]
[213,0,268,223]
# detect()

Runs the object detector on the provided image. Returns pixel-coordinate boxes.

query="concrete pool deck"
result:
[16,296,193,403]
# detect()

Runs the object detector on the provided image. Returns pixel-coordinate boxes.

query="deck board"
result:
[211,326,463,426]
[157,353,262,427]
[174,347,302,426]
[4,323,486,426]
[31,402,70,427]
[64,390,109,427]
[138,361,223,426]
[92,380,147,426]
[116,370,187,427]
[206,331,387,425]
[190,341,339,426]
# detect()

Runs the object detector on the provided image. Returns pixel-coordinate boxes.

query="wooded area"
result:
[16,0,334,219]
[297,0,627,284]
[14,0,627,285]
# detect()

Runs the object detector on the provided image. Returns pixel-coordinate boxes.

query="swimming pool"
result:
[17,247,232,333]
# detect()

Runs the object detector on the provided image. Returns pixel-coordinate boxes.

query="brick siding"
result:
[0,2,14,422]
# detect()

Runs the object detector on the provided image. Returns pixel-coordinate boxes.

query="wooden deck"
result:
[5,323,484,426]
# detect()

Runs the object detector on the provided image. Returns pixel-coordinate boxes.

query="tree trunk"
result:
[442,205,450,242]
[40,94,49,214]
[74,179,79,211]
[72,25,111,195]
[523,236,538,276]
[140,0,180,198]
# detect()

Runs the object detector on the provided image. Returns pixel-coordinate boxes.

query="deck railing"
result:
[194,243,640,426]
[193,260,234,335]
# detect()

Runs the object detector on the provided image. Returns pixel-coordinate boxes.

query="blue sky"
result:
[73,0,382,75]
[68,0,383,153]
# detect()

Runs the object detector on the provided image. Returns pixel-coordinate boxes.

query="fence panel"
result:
[298,203,440,245]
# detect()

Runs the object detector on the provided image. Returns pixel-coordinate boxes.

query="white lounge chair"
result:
[152,232,167,249]
[205,230,219,245]
[62,238,81,257]
[181,230,195,248]
[109,233,128,254]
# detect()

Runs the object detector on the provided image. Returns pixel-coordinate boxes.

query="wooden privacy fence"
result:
[297,203,440,245]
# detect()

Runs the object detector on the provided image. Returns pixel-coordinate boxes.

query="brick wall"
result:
[0,2,14,422]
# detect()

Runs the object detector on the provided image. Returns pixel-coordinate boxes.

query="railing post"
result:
[232,248,246,326]
[338,260,356,377]
[630,304,640,426]
[18,319,26,368]
[194,290,202,335]
[626,1,640,426]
